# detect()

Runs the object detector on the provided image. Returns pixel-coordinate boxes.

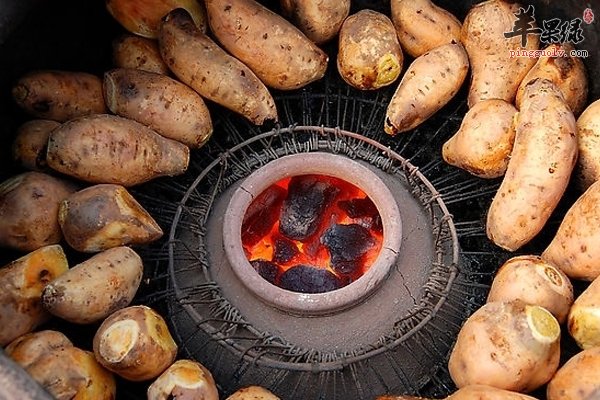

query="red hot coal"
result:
[241,174,384,293]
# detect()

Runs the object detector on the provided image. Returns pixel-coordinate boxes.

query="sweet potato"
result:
[575,99,600,190]
[42,246,143,324]
[104,68,212,148]
[112,35,169,75]
[461,0,539,107]
[12,70,106,122]
[385,42,469,135]
[25,345,116,400]
[5,330,72,368]
[486,79,577,251]
[280,0,349,44]
[487,255,573,323]
[447,385,539,400]
[12,119,60,171]
[46,114,189,186]
[542,179,600,281]
[0,172,76,251]
[337,10,403,90]
[147,360,219,400]
[106,0,207,38]
[204,0,328,90]
[448,300,560,392]
[226,386,281,400]
[158,9,277,125]
[567,275,600,349]
[515,43,588,116]
[58,184,162,252]
[93,305,178,381]
[0,245,69,346]
[391,0,462,58]
[442,99,517,178]
[547,347,600,400]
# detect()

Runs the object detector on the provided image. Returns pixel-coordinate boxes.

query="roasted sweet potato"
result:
[42,246,143,324]
[575,99,600,190]
[158,9,277,125]
[385,42,469,135]
[542,179,600,281]
[337,10,403,90]
[461,0,539,107]
[112,35,170,75]
[46,114,189,186]
[280,0,349,44]
[448,300,560,392]
[12,70,106,122]
[442,99,517,178]
[104,68,212,148]
[447,385,539,400]
[515,43,588,116]
[93,305,178,381]
[567,275,600,349]
[0,172,76,251]
[391,0,462,58]
[25,345,116,400]
[487,255,573,323]
[0,245,69,346]
[486,79,577,251]
[12,119,60,171]
[547,347,600,400]
[5,330,72,368]
[58,184,162,252]
[226,386,281,400]
[106,0,207,38]
[148,360,219,400]
[204,0,328,90]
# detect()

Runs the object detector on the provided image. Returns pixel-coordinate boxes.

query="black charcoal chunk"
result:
[338,197,378,218]
[278,265,342,293]
[242,185,287,246]
[321,223,375,274]
[250,259,281,285]
[279,175,339,241]
[273,237,299,264]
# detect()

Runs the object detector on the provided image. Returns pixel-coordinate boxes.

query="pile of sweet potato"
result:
[1,0,600,399]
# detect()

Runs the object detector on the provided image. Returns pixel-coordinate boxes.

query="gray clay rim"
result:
[222,152,403,315]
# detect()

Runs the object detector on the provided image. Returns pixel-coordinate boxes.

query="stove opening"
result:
[242,174,384,293]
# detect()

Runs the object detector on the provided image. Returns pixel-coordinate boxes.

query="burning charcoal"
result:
[250,259,281,285]
[279,175,339,241]
[338,197,378,218]
[242,185,287,246]
[321,223,375,274]
[273,237,299,264]
[278,264,343,293]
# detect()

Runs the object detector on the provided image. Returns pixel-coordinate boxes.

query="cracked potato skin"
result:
[204,0,328,90]
[337,10,403,91]
[158,8,277,125]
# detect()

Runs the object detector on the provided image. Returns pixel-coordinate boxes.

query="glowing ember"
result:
[242,174,383,293]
